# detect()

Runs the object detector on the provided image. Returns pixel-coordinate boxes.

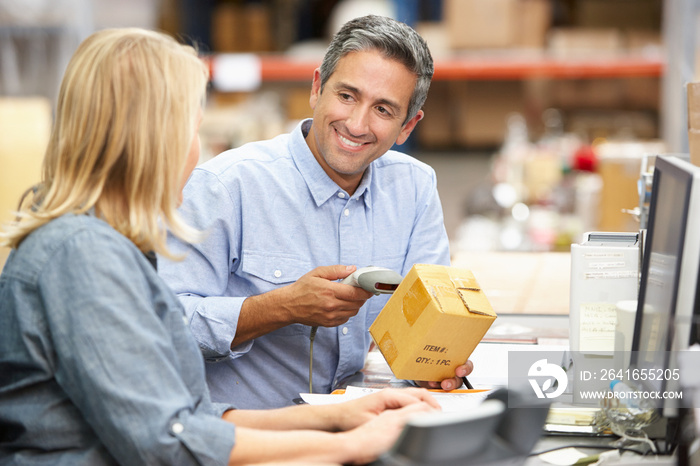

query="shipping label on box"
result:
[369,264,497,382]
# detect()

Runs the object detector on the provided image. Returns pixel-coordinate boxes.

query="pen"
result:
[462,376,474,390]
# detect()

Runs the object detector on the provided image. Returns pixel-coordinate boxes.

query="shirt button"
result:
[338,192,346,198]
[342,327,349,335]
[274,270,282,278]
[344,209,350,217]
[172,422,184,434]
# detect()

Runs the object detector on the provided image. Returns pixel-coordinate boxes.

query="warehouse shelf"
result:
[205,53,664,90]
[430,56,663,80]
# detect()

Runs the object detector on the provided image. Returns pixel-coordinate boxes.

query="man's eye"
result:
[339,93,352,101]
[376,106,391,116]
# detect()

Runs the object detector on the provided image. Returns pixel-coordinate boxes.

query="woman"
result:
[0,28,438,465]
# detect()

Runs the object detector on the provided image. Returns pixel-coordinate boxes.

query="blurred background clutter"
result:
[2,0,698,267]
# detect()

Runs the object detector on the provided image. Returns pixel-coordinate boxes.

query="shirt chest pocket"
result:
[240,251,310,287]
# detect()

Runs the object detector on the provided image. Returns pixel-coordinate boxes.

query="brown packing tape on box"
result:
[369,264,497,382]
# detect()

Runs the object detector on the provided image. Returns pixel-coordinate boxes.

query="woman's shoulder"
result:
[29,214,126,251]
[7,214,139,282]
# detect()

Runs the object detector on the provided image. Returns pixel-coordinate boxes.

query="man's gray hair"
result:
[319,15,433,125]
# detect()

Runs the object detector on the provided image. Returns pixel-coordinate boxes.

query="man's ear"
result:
[395,110,424,145]
[309,68,322,110]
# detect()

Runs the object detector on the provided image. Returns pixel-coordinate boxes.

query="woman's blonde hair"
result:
[1,28,209,259]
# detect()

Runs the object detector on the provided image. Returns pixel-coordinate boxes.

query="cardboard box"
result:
[565,110,658,141]
[549,79,624,110]
[594,141,665,232]
[514,0,552,48]
[445,0,550,50]
[416,82,454,149]
[211,3,239,52]
[689,129,700,168]
[211,3,273,53]
[597,156,641,233]
[623,77,660,110]
[415,21,450,60]
[626,30,662,53]
[548,28,623,59]
[285,86,313,121]
[445,0,517,49]
[687,82,700,130]
[369,264,497,382]
[453,81,525,147]
[688,82,700,167]
[575,0,661,30]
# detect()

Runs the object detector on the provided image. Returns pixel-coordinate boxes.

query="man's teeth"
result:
[339,134,362,147]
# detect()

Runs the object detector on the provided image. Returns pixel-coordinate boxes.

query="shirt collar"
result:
[353,165,373,209]
[290,119,372,208]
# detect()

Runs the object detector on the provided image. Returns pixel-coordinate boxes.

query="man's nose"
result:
[345,104,371,136]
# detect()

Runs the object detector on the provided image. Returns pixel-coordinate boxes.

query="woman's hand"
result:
[330,387,440,431]
[339,400,437,465]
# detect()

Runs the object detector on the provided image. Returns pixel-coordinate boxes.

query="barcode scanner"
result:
[340,266,403,295]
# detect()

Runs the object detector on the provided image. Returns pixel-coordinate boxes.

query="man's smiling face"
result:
[305,49,423,195]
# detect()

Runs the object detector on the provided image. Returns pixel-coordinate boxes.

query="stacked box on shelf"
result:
[454,81,526,148]
[575,0,662,30]
[212,2,273,53]
[548,28,624,59]
[417,81,526,149]
[444,0,551,49]
[416,82,454,149]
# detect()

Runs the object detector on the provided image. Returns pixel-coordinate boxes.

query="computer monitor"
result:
[630,155,700,417]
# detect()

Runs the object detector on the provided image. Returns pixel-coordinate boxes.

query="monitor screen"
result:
[630,155,700,415]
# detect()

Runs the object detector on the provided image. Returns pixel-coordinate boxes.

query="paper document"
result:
[300,385,494,412]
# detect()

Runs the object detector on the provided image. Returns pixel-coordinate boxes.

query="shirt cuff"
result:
[169,410,236,464]
[181,295,253,360]
[212,401,237,417]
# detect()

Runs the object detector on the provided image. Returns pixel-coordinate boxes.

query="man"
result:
[160,15,472,409]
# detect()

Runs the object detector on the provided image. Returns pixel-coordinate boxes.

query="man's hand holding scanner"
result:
[231,265,372,348]
[295,265,375,327]
[415,359,475,391]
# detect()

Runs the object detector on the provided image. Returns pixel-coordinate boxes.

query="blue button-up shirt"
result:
[0,214,236,465]
[160,119,450,409]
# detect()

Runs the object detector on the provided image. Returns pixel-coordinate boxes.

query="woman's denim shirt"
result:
[0,214,236,465]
